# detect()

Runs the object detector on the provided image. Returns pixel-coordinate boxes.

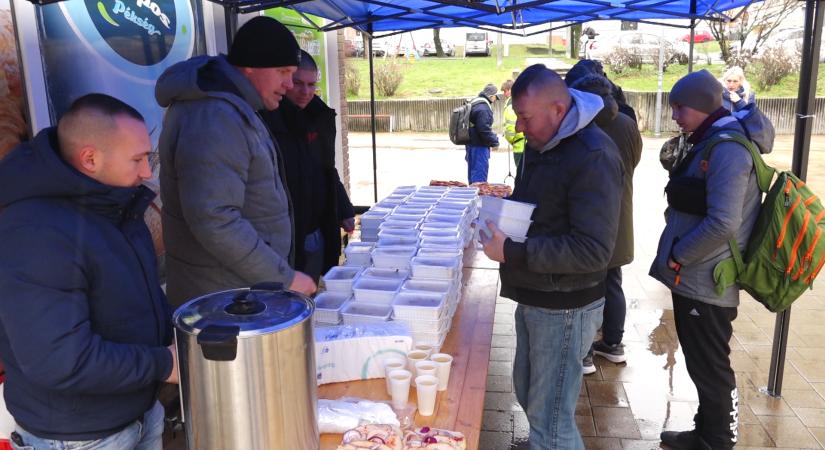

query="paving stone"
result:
[488,360,513,376]
[484,392,523,412]
[481,410,513,432]
[478,431,513,450]
[490,347,514,362]
[486,374,513,392]
[491,334,517,349]
[513,410,530,440]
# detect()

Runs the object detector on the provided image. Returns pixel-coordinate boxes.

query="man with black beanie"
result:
[650,69,765,449]
[155,16,317,307]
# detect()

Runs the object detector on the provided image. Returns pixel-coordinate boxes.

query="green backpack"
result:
[708,133,825,312]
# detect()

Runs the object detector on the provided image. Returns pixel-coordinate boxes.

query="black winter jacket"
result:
[261,96,354,273]
[0,128,173,440]
[500,92,623,309]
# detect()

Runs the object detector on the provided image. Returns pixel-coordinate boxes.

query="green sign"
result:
[263,8,327,102]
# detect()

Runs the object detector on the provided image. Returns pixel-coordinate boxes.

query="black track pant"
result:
[672,293,739,449]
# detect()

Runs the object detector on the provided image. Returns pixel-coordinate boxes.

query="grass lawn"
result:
[344,44,824,100]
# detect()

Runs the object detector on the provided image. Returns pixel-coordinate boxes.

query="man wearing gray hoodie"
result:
[155,17,317,306]
[480,64,623,450]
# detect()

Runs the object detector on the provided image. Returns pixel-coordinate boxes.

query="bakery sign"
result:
[83,0,177,65]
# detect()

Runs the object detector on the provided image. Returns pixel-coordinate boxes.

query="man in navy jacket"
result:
[465,83,500,183]
[0,94,177,449]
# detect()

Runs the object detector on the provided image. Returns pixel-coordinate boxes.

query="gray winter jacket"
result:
[501,90,624,309]
[649,116,764,307]
[155,55,295,306]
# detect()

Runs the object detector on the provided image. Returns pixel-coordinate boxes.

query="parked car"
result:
[586,31,691,64]
[422,39,455,57]
[465,32,490,56]
[755,28,825,62]
[344,39,364,57]
[371,40,389,57]
[680,30,714,43]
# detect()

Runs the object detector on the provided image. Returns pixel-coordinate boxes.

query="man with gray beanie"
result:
[465,83,499,183]
[155,16,317,307]
[650,69,762,450]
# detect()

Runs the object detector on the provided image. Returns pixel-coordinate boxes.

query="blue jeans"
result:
[602,267,627,345]
[11,401,164,450]
[514,299,605,450]
[465,145,490,183]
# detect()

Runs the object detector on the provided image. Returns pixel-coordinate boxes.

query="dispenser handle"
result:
[197,325,240,361]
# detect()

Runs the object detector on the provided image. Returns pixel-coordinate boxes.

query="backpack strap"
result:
[704,131,776,296]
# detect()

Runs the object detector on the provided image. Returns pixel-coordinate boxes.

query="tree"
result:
[708,0,802,67]
[433,29,445,57]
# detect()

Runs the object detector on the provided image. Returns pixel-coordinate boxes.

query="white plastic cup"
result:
[383,357,407,395]
[414,360,438,379]
[431,353,454,391]
[415,374,439,416]
[406,350,430,386]
[388,369,412,410]
[414,344,435,356]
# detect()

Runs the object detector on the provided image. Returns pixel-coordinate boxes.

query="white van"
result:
[465,32,490,56]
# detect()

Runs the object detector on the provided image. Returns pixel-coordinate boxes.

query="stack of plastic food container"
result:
[477,195,536,243]
[315,266,363,325]
[318,185,479,340]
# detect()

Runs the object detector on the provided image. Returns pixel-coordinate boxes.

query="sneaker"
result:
[592,340,626,363]
[582,353,596,375]
[660,430,699,450]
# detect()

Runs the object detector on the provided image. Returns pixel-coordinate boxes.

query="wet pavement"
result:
[347,132,825,449]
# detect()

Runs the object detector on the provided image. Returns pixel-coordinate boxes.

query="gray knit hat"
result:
[481,83,498,98]
[668,69,723,114]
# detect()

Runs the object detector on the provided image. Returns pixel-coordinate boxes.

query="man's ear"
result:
[76,145,100,174]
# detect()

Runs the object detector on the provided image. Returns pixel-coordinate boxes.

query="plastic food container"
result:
[392,186,417,195]
[380,218,422,230]
[402,278,453,296]
[406,197,440,205]
[313,292,352,324]
[377,235,420,247]
[419,237,463,249]
[477,210,532,238]
[361,267,410,282]
[411,322,450,347]
[360,210,388,230]
[352,277,404,304]
[394,314,450,333]
[378,227,420,238]
[420,221,461,233]
[322,266,364,293]
[341,302,394,324]
[394,204,431,215]
[425,212,463,224]
[344,241,374,266]
[449,186,479,195]
[388,212,428,222]
[372,246,417,269]
[416,248,463,259]
[420,229,461,239]
[410,256,462,280]
[417,186,449,193]
[480,196,536,220]
[392,291,447,320]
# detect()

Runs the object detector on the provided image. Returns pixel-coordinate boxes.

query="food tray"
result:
[410,256,462,280]
[372,246,417,269]
[480,196,536,220]
[361,267,410,282]
[392,291,447,320]
[322,266,364,293]
[477,210,532,238]
[341,302,394,324]
[351,277,404,304]
[313,292,351,324]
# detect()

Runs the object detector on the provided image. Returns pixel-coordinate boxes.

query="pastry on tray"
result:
[402,426,466,449]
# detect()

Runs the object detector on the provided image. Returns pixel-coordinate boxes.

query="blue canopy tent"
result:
[194,0,823,399]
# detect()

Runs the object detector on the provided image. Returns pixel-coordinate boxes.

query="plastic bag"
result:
[318,397,400,434]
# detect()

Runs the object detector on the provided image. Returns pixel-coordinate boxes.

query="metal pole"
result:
[224,6,237,48]
[654,25,665,136]
[368,26,379,203]
[766,0,824,397]
[688,19,695,73]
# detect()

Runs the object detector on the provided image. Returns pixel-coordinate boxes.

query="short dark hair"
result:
[511,64,562,100]
[65,93,144,122]
[298,50,318,72]
[569,74,612,97]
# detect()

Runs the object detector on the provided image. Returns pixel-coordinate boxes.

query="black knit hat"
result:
[669,69,722,114]
[227,17,301,68]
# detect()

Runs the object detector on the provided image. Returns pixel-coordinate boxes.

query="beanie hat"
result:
[481,83,498,98]
[227,17,301,68]
[668,69,723,114]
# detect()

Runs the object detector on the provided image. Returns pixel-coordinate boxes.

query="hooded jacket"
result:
[500,89,624,309]
[260,96,354,274]
[0,128,173,440]
[649,112,765,307]
[593,94,643,268]
[155,55,295,306]
[468,93,499,148]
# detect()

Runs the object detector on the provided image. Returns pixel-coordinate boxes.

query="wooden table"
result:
[320,247,500,449]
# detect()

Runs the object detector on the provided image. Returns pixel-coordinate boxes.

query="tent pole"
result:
[368,24,379,203]
[688,19,695,73]
[766,0,824,397]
